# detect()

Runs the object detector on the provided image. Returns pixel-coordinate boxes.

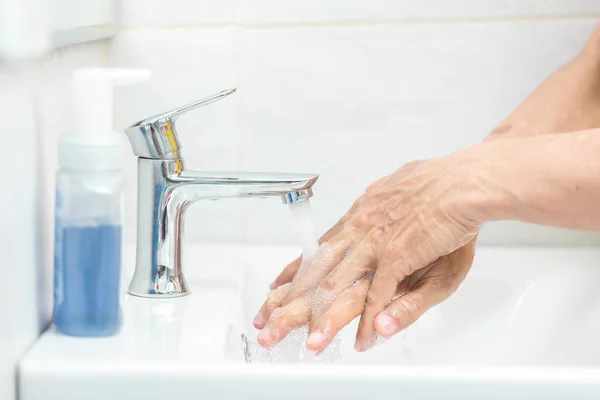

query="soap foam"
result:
[246,326,342,364]
[247,199,354,364]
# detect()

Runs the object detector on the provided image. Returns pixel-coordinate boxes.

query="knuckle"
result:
[265,293,283,310]
[396,295,423,323]
[361,193,380,209]
[359,241,377,261]
[365,290,381,307]
[270,307,283,320]
[404,260,420,277]
[407,159,425,170]
[319,274,338,293]
[265,295,278,309]
[272,305,299,327]
[402,249,427,276]
[339,213,350,226]
[385,256,413,281]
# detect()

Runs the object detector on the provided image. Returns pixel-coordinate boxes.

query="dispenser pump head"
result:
[59,67,152,171]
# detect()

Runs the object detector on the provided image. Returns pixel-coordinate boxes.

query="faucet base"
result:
[127,265,190,298]
[127,289,190,299]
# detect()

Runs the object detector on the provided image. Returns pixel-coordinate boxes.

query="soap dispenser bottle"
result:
[53,68,151,337]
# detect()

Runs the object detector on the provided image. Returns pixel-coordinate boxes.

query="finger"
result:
[269,197,367,290]
[270,257,301,290]
[283,230,356,303]
[270,173,390,291]
[256,298,309,348]
[355,257,442,350]
[269,225,341,290]
[357,230,450,350]
[374,282,444,339]
[356,210,460,348]
[355,264,400,351]
[253,283,291,329]
[355,216,448,351]
[373,240,476,340]
[311,227,383,310]
[306,278,371,353]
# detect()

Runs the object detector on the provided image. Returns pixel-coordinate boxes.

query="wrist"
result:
[450,141,519,225]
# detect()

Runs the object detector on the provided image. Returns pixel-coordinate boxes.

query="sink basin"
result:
[19,245,600,399]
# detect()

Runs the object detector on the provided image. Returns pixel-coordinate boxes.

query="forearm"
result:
[469,129,600,231]
[485,25,600,142]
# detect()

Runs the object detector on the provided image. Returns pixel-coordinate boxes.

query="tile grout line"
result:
[118,13,600,31]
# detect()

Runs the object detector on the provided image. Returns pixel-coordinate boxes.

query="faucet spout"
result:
[128,158,318,298]
[124,87,319,298]
[171,170,318,199]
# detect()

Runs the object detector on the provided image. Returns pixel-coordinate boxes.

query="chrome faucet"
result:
[124,88,318,298]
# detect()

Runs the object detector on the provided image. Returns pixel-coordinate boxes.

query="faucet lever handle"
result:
[124,87,237,159]
[161,87,236,122]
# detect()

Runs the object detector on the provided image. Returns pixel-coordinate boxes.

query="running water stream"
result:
[244,199,341,363]
[288,199,319,257]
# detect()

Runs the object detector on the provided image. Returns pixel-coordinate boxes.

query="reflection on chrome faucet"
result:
[155,265,183,294]
[124,88,319,298]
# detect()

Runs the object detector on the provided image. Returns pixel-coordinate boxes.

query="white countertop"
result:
[20,244,298,371]
[19,245,600,400]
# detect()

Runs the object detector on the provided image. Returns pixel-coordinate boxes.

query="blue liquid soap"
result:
[53,225,122,336]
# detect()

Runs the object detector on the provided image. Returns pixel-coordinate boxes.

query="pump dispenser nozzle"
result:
[59,68,152,171]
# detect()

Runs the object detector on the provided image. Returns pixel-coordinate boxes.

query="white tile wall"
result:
[0,65,43,400]
[239,19,600,245]
[111,29,243,243]
[121,0,235,26]
[53,0,116,31]
[0,0,49,61]
[113,1,600,246]
[238,0,600,24]
[0,40,108,400]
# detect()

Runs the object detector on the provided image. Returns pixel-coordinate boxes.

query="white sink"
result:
[19,245,600,399]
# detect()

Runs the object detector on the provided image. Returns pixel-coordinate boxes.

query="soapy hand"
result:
[254,151,485,352]
[255,26,600,352]
[255,238,476,353]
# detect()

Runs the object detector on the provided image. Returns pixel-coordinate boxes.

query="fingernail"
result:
[257,327,271,343]
[354,341,362,352]
[306,332,326,348]
[354,339,366,352]
[269,281,277,290]
[376,314,398,337]
[354,334,377,352]
[253,313,265,327]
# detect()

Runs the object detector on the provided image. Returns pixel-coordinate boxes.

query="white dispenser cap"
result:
[59,68,152,170]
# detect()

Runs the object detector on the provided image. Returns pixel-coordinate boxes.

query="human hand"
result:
[255,237,477,352]
[256,23,600,353]
[254,150,486,352]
